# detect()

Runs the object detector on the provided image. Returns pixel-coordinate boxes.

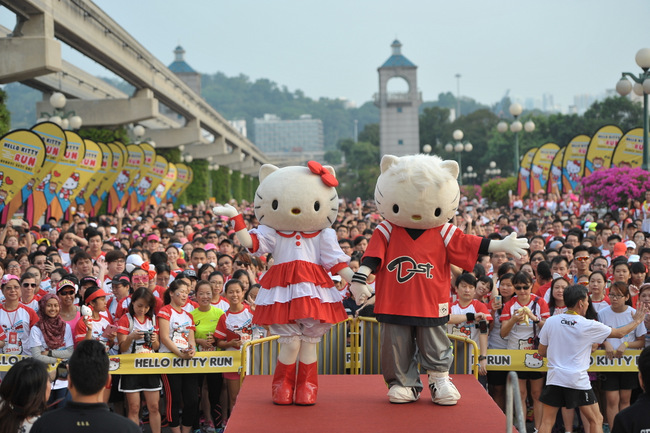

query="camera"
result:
[56,361,68,381]
[142,331,153,346]
[477,320,488,334]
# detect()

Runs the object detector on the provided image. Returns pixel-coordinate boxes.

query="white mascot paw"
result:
[212,204,238,218]
[349,282,372,306]
[499,232,529,259]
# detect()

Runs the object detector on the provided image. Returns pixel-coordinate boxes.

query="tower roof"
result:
[380,39,416,68]
[168,45,197,74]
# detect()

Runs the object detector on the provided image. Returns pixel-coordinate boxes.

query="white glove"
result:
[350,282,373,306]
[489,232,530,259]
[212,204,238,218]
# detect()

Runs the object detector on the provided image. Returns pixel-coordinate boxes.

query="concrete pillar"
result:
[0,10,62,83]
[148,119,202,148]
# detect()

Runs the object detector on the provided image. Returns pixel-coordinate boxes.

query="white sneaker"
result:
[387,385,420,403]
[428,372,461,405]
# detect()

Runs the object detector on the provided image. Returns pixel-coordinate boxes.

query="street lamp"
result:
[615,48,650,170]
[37,92,83,130]
[462,165,477,183]
[485,160,502,181]
[422,143,432,154]
[444,129,473,185]
[497,103,535,176]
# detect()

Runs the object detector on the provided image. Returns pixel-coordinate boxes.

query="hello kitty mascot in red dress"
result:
[350,154,528,405]
[213,161,363,405]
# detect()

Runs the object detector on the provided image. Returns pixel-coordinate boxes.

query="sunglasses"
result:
[235,260,247,267]
[59,290,75,296]
[132,276,148,284]
[577,281,589,286]
[22,283,37,288]
[575,256,590,262]
[514,285,530,291]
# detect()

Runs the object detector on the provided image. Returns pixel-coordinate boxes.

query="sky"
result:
[3,0,650,111]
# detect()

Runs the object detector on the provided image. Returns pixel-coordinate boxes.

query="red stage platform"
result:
[226,375,508,432]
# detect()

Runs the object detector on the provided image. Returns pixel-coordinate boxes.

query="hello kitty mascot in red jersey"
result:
[350,154,528,405]
[213,161,364,406]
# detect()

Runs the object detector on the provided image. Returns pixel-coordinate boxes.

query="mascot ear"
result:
[380,155,400,174]
[323,165,336,177]
[259,164,279,183]
[440,160,459,180]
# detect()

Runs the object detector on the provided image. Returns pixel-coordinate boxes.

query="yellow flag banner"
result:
[485,349,641,372]
[547,147,565,196]
[142,155,169,209]
[80,142,111,213]
[611,127,644,168]
[0,351,241,374]
[1,122,65,224]
[561,134,591,195]
[517,148,537,198]
[96,142,126,216]
[0,129,47,210]
[584,125,622,177]
[128,142,157,212]
[171,163,190,202]
[529,143,560,194]
[48,139,103,220]
[160,162,178,204]
[108,143,141,213]
[180,166,194,197]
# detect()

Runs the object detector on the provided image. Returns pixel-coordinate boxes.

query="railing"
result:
[505,371,527,433]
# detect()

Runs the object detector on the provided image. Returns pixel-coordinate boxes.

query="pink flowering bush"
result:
[580,166,650,210]
[461,184,482,202]
[482,177,516,206]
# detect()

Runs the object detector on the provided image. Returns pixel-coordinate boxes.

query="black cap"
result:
[111,273,131,286]
[178,269,197,280]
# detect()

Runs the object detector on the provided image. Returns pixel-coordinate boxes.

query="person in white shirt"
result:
[537,285,647,433]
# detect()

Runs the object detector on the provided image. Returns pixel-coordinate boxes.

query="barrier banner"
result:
[108,143,141,213]
[611,127,644,168]
[562,134,590,194]
[26,131,84,225]
[517,148,537,197]
[547,147,565,195]
[486,349,642,372]
[48,139,103,220]
[0,129,47,213]
[1,122,65,223]
[0,351,241,374]
[127,142,156,212]
[584,125,622,177]
[529,143,560,194]
[78,142,111,214]
[94,142,126,216]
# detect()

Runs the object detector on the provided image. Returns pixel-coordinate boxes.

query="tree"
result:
[358,123,379,147]
[0,88,10,136]
[419,107,451,153]
[583,96,643,132]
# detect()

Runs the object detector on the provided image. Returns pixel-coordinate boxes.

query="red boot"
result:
[295,362,318,406]
[271,361,296,405]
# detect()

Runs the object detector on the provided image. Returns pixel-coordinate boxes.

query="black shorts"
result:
[487,370,509,386]
[516,371,545,381]
[539,385,598,409]
[599,372,639,391]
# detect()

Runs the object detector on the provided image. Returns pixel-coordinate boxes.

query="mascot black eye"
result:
[392,204,399,214]
[272,200,279,210]
[314,201,320,211]
[434,207,441,217]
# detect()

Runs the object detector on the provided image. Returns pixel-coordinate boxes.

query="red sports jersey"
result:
[364,221,483,324]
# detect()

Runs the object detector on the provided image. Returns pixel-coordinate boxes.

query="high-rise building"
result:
[253,114,324,159]
[375,40,421,157]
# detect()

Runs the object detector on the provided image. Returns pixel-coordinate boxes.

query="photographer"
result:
[31,340,139,433]
[537,285,647,433]
[29,293,74,409]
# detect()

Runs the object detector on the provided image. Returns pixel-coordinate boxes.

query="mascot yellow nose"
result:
[411,215,422,221]
[291,208,302,215]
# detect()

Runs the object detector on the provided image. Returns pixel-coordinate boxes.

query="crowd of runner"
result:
[0,189,649,433]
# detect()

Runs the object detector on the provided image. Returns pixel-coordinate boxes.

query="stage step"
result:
[226,374,507,432]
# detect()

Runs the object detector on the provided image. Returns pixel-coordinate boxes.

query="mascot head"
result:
[254,161,339,232]
[375,154,460,230]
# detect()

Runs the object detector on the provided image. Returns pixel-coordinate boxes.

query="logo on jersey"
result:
[386,256,434,283]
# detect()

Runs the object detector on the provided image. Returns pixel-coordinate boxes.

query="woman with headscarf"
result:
[29,293,74,408]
